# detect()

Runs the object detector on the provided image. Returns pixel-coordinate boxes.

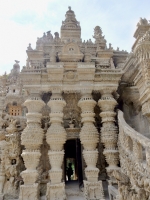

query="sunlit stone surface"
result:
[0,7,150,200]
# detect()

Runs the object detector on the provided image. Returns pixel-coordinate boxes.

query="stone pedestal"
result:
[19,183,39,200]
[84,181,105,200]
[20,95,45,200]
[46,93,67,200]
[46,182,66,200]
[78,92,104,199]
[98,89,119,177]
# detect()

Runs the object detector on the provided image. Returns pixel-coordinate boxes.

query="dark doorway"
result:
[64,139,83,187]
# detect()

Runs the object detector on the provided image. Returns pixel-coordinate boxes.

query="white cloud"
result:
[0,18,42,74]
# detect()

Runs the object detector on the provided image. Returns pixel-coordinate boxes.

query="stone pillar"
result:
[78,91,105,200]
[19,94,45,200]
[98,89,119,177]
[46,92,67,200]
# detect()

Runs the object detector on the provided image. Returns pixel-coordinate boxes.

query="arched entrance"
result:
[64,139,83,187]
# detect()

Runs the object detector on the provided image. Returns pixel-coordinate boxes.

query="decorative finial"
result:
[15,60,20,64]
[68,6,71,10]
[27,43,33,50]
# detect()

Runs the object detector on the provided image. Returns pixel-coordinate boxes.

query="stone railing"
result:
[117,110,150,200]
[21,66,47,73]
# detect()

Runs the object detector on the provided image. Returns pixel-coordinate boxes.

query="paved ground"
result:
[66,181,84,200]
[11,181,110,200]
[65,180,110,200]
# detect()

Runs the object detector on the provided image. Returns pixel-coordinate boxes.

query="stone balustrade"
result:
[117,110,150,199]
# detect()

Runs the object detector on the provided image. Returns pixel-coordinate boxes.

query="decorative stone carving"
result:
[117,110,150,199]
[84,181,105,200]
[78,92,105,199]
[93,26,106,49]
[20,95,45,200]
[0,117,23,199]
[19,183,39,200]
[1,6,150,200]
[46,92,67,199]
[58,42,83,62]
[63,93,81,128]
[98,90,119,177]
[61,6,81,43]
[46,182,66,200]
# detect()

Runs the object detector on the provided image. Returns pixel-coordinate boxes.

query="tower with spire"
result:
[61,6,81,42]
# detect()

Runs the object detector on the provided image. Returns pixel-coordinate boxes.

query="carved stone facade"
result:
[0,7,150,200]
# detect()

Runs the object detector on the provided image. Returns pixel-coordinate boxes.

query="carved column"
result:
[46,92,67,200]
[78,91,105,200]
[98,89,119,177]
[19,94,45,200]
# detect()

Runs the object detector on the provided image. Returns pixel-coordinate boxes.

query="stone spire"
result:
[132,17,150,50]
[61,7,81,42]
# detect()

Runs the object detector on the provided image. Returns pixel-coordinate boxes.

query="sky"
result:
[0,0,150,75]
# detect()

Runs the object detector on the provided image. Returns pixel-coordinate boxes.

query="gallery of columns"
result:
[1,6,150,200]
[19,84,119,200]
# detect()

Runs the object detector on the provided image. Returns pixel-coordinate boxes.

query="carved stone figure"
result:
[47,31,53,40]
[93,26,102,39]
[93,26,106,47]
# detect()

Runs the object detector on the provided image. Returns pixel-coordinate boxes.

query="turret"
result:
[132,18,150,51]
[11,60,20,75]
[61,6,81,42]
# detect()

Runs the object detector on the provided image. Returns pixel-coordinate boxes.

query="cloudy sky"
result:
[0,0,150,75]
